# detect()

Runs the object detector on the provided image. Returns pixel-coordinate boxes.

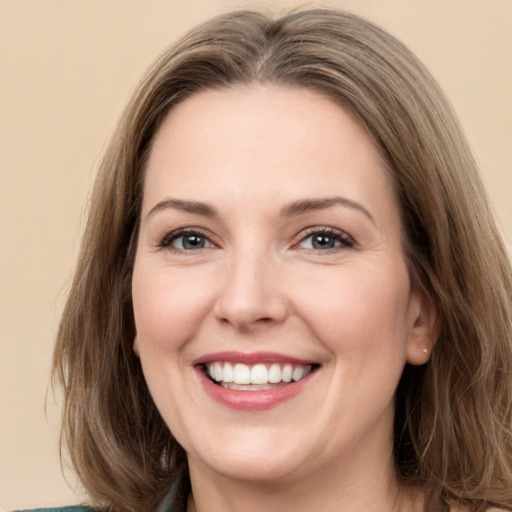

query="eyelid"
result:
[156,225,354,252]
[293,226,355,250]
[159,227,218,250]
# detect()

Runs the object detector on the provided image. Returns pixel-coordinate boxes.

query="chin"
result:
[196,453,307,484]
[185,428,313,483]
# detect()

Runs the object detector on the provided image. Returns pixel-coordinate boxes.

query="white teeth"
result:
[205,361,313,386]
[223,362,234,383]
[292,366,305,381]
[282,364,293,383]
[250,364,268,384]
[214,362,223,382]
[233,363,251,384]
[222,383,276,391]
[268,363,281,383]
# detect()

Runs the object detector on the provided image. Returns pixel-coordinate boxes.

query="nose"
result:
[213,253,288,331]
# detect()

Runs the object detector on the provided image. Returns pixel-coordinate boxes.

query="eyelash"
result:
[295,226,354,252]
[158,226,354,252]
[159,227,214,250]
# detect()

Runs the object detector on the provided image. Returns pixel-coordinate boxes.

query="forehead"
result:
[143,84,397,220]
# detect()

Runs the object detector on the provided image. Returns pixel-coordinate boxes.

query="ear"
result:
[405,290,439,366]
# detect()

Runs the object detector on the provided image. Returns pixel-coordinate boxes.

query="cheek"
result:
[290,261,411,359]
[132,264,216,354]
[131,263,213,440]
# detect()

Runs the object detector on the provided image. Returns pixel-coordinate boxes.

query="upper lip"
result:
[192,351,317,366]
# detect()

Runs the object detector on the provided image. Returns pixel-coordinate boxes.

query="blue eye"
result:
[298,229,353,251]
[161,230,214,251]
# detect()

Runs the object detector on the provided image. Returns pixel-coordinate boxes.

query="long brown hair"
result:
[53,9,512,512]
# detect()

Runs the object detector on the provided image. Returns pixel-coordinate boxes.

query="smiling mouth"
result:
[203,362,318,391]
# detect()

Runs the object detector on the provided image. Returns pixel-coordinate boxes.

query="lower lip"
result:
[198,369,315,411]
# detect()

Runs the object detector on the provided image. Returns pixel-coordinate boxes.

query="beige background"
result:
[1,0,511,509]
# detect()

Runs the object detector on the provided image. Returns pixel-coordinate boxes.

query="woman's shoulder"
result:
[13,507,96,512]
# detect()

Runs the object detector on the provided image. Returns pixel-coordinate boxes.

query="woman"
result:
[46,8,511,512]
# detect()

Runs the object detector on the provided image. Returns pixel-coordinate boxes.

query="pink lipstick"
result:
[194,351,319,411]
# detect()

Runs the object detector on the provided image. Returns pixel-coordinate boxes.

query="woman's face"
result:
[132,85,433,484]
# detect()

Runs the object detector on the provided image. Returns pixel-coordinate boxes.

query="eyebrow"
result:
[146,196,374,224]
[280,197,375,224]
[147,198,218,219]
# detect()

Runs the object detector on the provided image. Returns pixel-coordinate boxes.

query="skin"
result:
[132,85,436,512]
